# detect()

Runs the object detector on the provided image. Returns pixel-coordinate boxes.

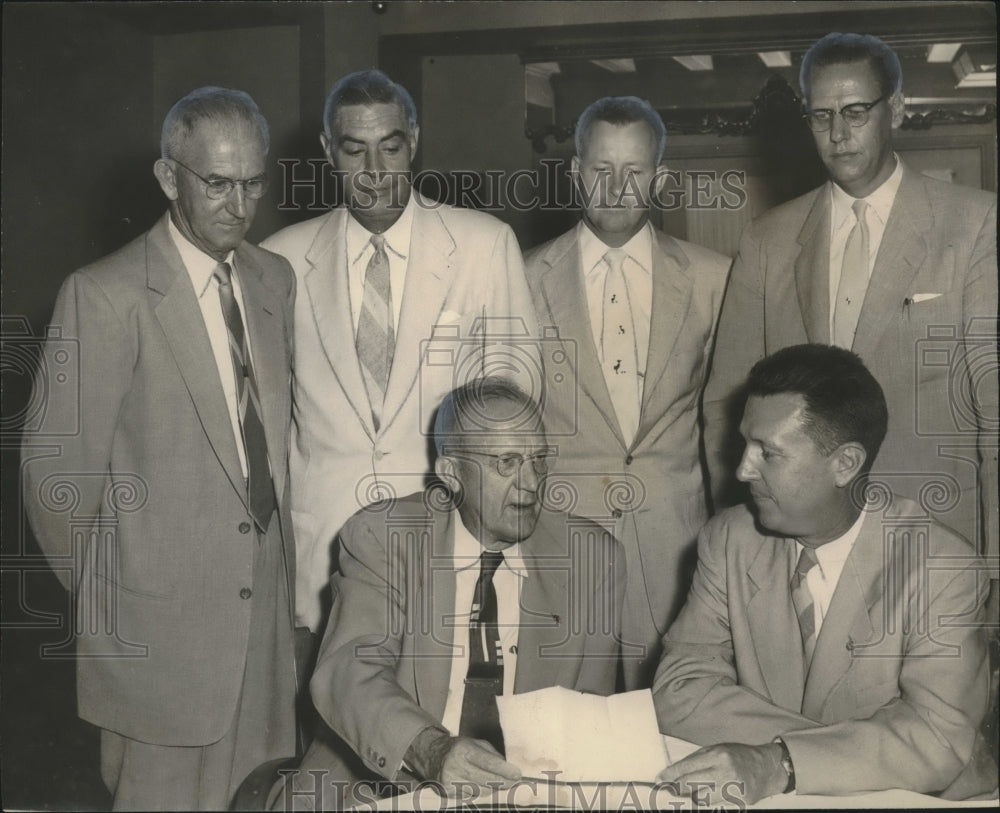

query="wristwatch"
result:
[774,737,796,793]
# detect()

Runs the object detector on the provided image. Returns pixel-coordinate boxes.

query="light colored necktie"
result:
[791,546,820,673]
[356,234,394,432]
[214,262,275,532]
[599,248,640,444]
[833,199,870,349]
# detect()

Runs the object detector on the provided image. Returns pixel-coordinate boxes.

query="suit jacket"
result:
[20,214,297,745]
[524,224,730,687]
[704,163,998,560]
[653,497,990,796]
[261,194,538,630]
[307,491,625,783]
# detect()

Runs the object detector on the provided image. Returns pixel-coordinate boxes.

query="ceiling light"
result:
[926,43,962,63]
[673,55,714,71]
[590,58,637,73]
[758,51,792,68]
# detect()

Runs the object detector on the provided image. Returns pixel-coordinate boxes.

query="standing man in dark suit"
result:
[525,96,730,688]
[279,378,624,808]
[21,87,297,810]
[704,34,998,584]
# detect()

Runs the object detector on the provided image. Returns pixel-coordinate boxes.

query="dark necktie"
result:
[214,262,276,532]
[356,234,394,432]
[791,546,820,672]
[459,550,505,754]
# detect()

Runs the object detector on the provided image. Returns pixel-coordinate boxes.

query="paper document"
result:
[497,686,669,782]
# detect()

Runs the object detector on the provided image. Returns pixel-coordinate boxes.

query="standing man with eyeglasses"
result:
[21,86,297,809]
[275,378,624,807]
[704,34,998,588]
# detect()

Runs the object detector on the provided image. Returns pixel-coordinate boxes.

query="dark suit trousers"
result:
[100,511,297,811]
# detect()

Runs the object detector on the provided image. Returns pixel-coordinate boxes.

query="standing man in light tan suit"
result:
[21,87,297,809]
[262,70,538,633]
[524,97,730,688]
[704,34,998,596]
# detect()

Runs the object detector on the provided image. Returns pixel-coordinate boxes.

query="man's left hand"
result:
[657,742,788,806]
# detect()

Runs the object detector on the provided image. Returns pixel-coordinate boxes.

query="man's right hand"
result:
[405,727,521,796]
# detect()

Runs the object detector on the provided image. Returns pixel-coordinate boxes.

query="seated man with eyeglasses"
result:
[275,378,625,809]
[703,33,998,605]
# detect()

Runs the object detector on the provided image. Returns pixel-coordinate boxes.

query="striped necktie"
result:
[214,262,276,532]
[791,545,820,672]
[356,234,394,432]
[833,199,870,348]
[459,550,506,754]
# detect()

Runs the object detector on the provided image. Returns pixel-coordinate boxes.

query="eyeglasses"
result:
[171,159,269,200]
[455,450,554,478]
[803,94,887,132]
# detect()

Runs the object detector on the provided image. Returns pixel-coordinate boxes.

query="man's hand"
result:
[405,727,521,797]
[657,742,788,806]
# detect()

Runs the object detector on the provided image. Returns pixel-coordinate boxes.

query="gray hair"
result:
[160,86,269,159]
[575,96,666,164]
[434,377,543,456]
[799,33,903,104]
[323,69,418,137]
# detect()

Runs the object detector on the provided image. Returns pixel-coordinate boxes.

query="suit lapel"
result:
[746,534,806,710]
[537,230,626,448]
[302,208,375,438]
[635,230,693,449]
[146,216,245,502]
[382,197,455,431]
[413,505,457,721]
[852,167,931,355]
[234,246,289,501]
[802,514,879,717]
[793,189,831,344]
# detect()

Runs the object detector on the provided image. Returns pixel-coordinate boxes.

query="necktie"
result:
[833,199,870,349]
[214,262,276,532]
[599,248,640,444]
[459,550,505,754]
[356,234,394,432]
[791,546,820,672]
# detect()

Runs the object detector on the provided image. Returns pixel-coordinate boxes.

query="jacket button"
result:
[238,521,252,534]
[625,455,634,465]
[378,756,386,768]
[240,587,252,600]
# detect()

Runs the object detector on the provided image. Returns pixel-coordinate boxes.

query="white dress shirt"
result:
[439,513,527,736]
[346,196,415,335]
[795,507,866,638]
[827,156,904,338]
[168,218,251,477]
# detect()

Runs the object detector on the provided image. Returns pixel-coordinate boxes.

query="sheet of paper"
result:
[497,686,669,783]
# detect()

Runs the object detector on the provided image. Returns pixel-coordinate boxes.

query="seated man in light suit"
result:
[277,378,625,809]
[262,70,538,634]
[655,344,993,805]
[524,96,730,688]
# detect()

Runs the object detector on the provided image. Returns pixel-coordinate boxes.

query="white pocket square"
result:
[910,293,942,303]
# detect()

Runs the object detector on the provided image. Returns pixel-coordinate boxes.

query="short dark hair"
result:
[800,33,903,103]
[575,96,666,164]
[161,86,269,159]
[746,344,888,475]
[434,377,543,456]
[323,69,418,137]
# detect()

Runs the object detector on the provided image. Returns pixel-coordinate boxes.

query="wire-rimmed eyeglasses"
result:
[454,450,555,478]
[171,158,269,200]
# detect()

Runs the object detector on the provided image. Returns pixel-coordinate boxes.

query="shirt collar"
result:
[346,194,415,266]
[451,510,528,578]
[167,216,235,298]
[830,153,903,231]
[579,220,654,283]
[800,505,866,578]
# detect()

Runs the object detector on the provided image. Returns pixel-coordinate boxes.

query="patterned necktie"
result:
[599,248,640,444]
[356,234,394,432]
[459,550,505,754]
[791,545,820,672]
[833,199,870,349]
[214,262,276,532]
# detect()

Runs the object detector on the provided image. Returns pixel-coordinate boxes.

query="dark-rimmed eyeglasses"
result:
[171,158,269,200]
[803,94,887,132]
[454,450,554,478]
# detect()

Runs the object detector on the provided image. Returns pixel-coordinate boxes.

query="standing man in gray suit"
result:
[704,34,998,596]
[524,96,730,687]
[21,88,297,809]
